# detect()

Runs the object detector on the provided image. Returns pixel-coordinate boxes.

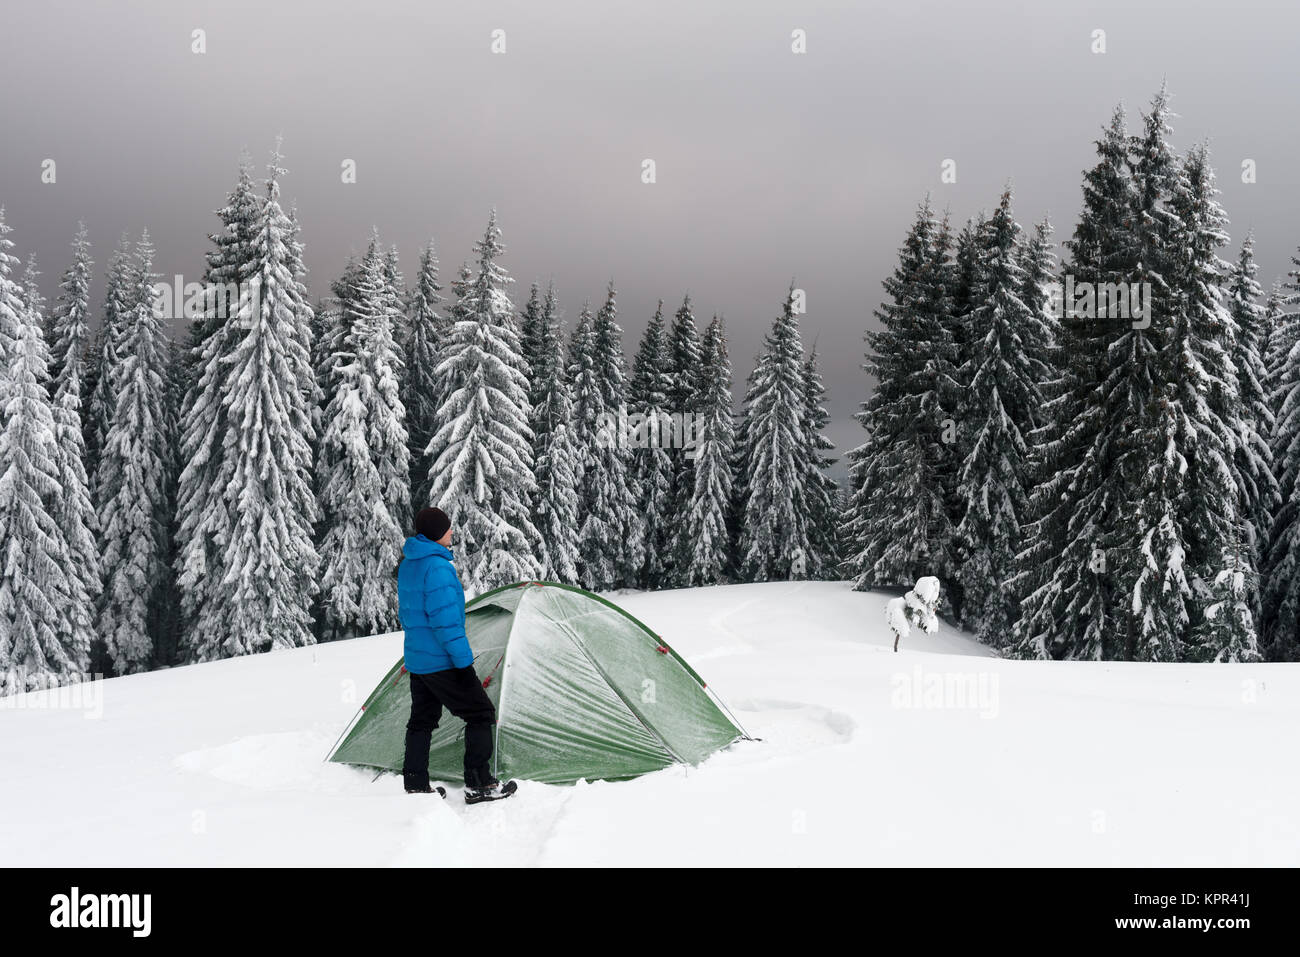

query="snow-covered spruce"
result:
[83,234,136,493]
[842,201,961,598]
[1010,108,1132,661]
[799,346,840,580]
[628,300,675,589]
[664,295,702,586]
[403,240,447,511]
[569,282,640,591]
[684,315,735,586]
[1013,92,1255,661]
[1223,236,1276,625]
[735,284,813,581]
[0,210,82,693]
[181,158,261,397]
[954,188,1052,649]
[96,233,174,674]
[1113,89,1203,662]
[525,282,580,583]
[1263,248,1300,661]
[19,256,45,344]
[424,211,541,595]
[1167,144,1256,661]
[567,302,610,589]
[174,153,320,660]
[44,224,101,673]
[316,234,410,639]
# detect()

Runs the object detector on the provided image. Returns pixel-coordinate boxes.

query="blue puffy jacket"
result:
[397,535,473,673]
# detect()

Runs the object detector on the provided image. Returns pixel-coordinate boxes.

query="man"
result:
[398,507,517,803]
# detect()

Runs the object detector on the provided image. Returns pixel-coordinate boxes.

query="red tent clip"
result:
[656,645,669,655]
[482,676,492,688]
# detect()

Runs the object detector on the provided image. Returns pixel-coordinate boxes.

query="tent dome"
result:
[328,582,745,785]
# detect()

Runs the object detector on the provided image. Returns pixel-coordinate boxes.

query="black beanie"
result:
[416,507,451,542]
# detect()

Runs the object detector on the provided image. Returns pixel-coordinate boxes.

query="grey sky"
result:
[2,0,1296,467]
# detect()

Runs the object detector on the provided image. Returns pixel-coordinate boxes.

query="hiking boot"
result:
[463,767,517,804]
[404,774,446,797]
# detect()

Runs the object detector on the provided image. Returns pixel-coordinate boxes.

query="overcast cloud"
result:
[2,0,1295,466]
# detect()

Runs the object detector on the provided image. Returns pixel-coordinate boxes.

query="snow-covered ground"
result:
[1,581,1295,866]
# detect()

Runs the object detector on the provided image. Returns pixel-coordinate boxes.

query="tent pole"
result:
[708,688,758,742]
[324,704,365,762]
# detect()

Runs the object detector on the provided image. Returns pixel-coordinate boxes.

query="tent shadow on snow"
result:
[327,582,750,786]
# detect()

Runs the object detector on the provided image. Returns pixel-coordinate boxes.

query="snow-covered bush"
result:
[886,575,941,651]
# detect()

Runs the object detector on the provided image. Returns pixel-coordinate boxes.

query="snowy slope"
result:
[1,581,1295,866]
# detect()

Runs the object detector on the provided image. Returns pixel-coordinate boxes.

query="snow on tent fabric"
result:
[328,582,745,785]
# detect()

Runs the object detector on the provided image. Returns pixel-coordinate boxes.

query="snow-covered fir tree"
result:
[520,282,548,403]
[1167,144,1256,661]
[568,302,612,589]
[182,159,261,395]
[831,482,855,576]
[948,212,990,449]
[1084,90,1190,661]
[284,207,322,421]
[155,332,186,667]
[799,347,840,579]
[1223,234,1277,624]
[1263,282,1289,389]
[45,224,100,677]
[403,240,447,510]
[1263,251,1300,661]
[178,160,262,463]
[1010,104,1146,659]
[19,256,45,339]
[954,188,1052,647]
[1011,110,1130,659]
[96,233,173,674]
[1018,218,1061,384]
[175,152,320,660]
[736,284,813,581]
[570,282,641,590]
[425,211,541,594]
[527,283,581,583]
[381,244,405,364]
[628,300,676,588]
[412,261,477,498]
[83,234,135,488]
[0,211,81,693]
[48,227,93,394]
[1198,550,1258,662]
[842,201,961,598]
[664,295,702,585]
[317,256,362,394]
[684,315,735,585]
[317,236,410,638]
[1088,91,1204,663]
[1110,91,1196,661]
[1015,91,1249,661]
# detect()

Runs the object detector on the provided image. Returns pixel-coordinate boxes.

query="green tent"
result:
[327,582,747,785]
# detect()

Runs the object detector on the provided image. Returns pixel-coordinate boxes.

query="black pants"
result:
[402,666,496,787]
